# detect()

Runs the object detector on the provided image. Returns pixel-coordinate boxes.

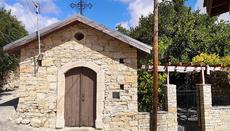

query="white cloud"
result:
[195,0,230,22]
[0,0,4,7]
[116,0,229,29]
[38,0,60,15]
[115,0,153,28]
[116,21,130,29]
[115,0,172,29]
[128,0,153,26]
[194,0,206,13]
[218,13,230,22]
[20,0,60,15]
[2,2,59,33]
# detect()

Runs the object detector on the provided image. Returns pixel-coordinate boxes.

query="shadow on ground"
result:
[0,98,19,109]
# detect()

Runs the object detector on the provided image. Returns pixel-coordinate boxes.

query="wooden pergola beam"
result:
[212,0,229,8]
[141,65,229,85]
[211,4,229,16]
[204,0,230,16]
[141,65,230,72]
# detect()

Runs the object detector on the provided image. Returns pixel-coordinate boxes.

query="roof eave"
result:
[3,15,152,54]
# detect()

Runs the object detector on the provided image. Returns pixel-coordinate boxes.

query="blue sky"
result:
[1,0,229,33]
[185,0,196,9]
[56,0,130,28]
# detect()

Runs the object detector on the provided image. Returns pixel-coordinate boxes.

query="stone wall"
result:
[102,111,176,131]
[16,22,138,128]
[197,84,230,131]
[157,84,178,131]
[103,84,178,131]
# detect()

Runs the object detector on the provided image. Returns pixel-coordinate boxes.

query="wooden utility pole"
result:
[152,0,158,130]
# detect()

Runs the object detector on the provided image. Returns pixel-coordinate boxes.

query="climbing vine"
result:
[192,53,230,78]
[192,53,230,66]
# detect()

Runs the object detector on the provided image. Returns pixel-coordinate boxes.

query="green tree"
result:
[117,0,230,111]
[117,0,230,63]
[0,8,27,89]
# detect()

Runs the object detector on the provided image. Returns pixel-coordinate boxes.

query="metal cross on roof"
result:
[70,0,93,15]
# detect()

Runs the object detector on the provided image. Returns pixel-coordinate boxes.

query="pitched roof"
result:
[3,15,152,54]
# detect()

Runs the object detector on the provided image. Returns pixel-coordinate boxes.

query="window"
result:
[120,84,124,90]
[113,92,120,99]
[119,58,124,64]
[74,32,84,41]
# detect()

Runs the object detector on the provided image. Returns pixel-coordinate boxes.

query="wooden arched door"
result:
[64,67,96,127]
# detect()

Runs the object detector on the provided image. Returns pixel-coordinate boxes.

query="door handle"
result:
[81,94,85,102]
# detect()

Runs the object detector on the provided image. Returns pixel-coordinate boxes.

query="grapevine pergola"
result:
[142,64,230,85]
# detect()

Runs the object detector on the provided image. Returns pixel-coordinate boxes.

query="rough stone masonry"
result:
[17,22,139,128]
[4,15,178,130]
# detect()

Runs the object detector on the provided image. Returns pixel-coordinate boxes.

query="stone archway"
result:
[55,61,105,129]
[64,67,96,127]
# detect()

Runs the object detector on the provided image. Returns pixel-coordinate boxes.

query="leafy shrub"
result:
[138,70,166,112]
[192,53,230,66]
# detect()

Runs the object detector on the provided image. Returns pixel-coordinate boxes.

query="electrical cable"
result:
[24,0,37,28]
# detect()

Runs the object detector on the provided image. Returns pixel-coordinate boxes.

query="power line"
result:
[33,1,42,55]
[23,0,42,63]
[24,0,37,27]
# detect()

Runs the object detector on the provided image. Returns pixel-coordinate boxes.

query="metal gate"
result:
[173,74,201,131]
